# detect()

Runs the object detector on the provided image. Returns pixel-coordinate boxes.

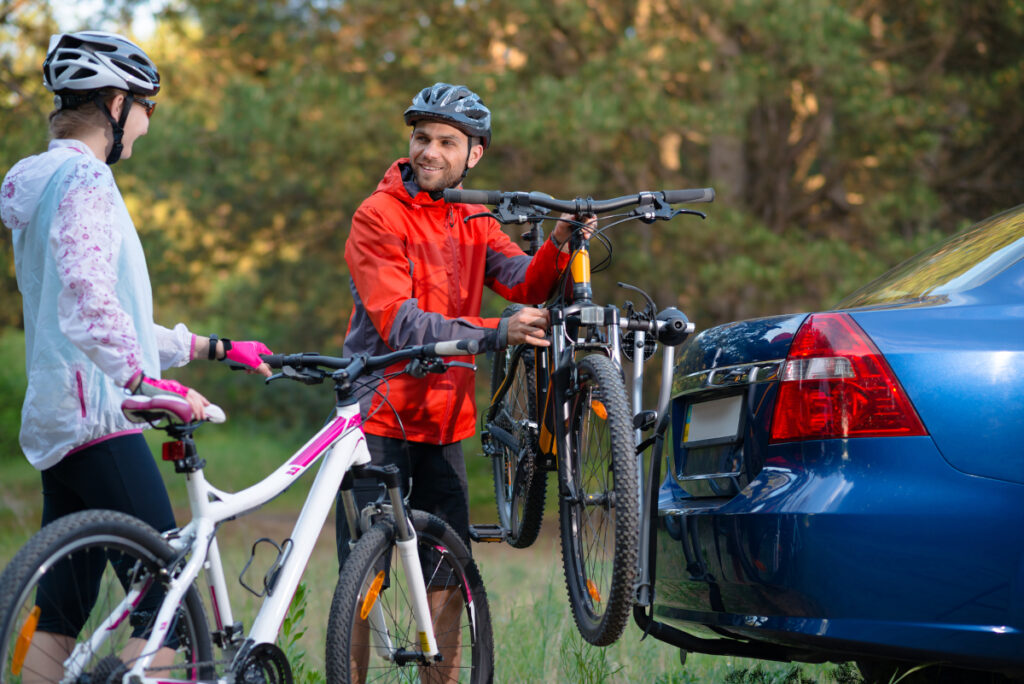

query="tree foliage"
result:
[2,0,1022,422]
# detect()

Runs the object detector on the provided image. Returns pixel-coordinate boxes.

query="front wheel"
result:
[325,510,494,683]
[559,353,639,646]
[0,510,213,684]
[489,339,546,548]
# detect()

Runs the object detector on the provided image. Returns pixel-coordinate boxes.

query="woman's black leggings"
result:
[36,432,176,638]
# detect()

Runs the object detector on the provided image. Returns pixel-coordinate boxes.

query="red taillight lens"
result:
[770,313,927,442]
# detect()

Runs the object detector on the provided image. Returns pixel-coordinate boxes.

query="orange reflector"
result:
[359,571,386,620]
[12,606,40,675]
[591,401,607,420]
[586,579,602,603]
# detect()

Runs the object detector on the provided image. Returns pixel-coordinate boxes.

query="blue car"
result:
[644,205,1024,682]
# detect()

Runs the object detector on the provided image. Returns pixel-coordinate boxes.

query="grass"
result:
[0,413,859,682]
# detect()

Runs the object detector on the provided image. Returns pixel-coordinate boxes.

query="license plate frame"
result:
[682,394,744,448]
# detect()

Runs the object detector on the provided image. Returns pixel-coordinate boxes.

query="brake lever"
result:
[672,208,707,220]
[445,361,477,372]
[266,365,326,386]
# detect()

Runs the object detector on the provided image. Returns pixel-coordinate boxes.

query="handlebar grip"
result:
[427,339,480,357]
[260,354,285,369]
[443,188,503,205]
[662,188,715,204]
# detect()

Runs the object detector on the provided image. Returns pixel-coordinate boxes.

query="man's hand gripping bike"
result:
[445,186,713,647]
[0,339,494,684]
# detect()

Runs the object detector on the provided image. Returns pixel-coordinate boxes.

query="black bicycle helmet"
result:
[403,83,491,149]
[42,31,160,165]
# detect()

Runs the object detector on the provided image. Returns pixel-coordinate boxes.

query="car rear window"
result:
[839,205,1024,307]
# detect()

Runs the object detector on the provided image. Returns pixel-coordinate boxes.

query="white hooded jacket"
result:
[1,140,192,469]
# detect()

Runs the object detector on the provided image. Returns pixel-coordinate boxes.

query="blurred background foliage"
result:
[2,0,1023,430]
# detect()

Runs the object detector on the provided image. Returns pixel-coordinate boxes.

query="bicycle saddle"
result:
[122,395,227,425]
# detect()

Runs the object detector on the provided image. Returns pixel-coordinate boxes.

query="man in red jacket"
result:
[338,82,583,678]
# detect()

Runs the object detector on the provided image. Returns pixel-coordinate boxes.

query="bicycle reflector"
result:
[12,606,40,676]
[163,440,186,461]
[360,571,386,620]
[769,313,927,442]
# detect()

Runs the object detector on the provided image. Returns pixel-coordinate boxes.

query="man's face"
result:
[409,121,483,192]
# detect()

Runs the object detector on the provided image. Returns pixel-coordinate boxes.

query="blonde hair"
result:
[47,88,127,141]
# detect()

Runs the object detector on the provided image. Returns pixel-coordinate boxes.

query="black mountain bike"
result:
[445,187,713,646]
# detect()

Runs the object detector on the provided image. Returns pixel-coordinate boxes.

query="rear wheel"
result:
[489,337,546,548]
[558,353,639,646]
[0,510,213,684]
[325,510,494,683]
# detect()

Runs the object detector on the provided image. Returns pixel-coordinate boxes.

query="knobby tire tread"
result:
[558,354,639,646]
[489,334,546,549]
[324,510,494,684]
[0,509,213,684]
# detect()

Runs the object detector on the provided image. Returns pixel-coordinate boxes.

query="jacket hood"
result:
[375,158,452,209]
[2,141,98,232]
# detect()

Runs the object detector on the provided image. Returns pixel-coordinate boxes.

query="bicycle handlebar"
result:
[443,187,715,214]
[260,338,480,374]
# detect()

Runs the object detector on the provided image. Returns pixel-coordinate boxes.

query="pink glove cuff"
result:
[225,340,273,369]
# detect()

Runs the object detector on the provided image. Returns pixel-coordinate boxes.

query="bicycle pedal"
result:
[469,524,507,543]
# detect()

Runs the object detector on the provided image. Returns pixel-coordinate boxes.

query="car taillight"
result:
[770,313,927,442]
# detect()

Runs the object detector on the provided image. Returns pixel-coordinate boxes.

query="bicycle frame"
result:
[106,399,441,683]
[506,227,686,606]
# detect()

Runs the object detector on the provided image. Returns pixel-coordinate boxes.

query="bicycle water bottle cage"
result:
[239,537,293,598]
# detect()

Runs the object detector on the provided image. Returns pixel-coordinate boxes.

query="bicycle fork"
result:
[339,465,440,664]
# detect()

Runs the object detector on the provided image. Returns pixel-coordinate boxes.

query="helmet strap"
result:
[456,143,476,185]
[93,93,130,165]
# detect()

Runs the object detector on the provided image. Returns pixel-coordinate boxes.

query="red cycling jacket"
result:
[343,159,569,444]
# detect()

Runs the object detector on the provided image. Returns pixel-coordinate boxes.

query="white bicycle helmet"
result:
[42,31,160,165]
[43,31,160,96]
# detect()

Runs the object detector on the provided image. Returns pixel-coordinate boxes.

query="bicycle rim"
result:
[559,354,639,646]
[490,344,545,548]
[326,511,493,683]
[0,510,212,684]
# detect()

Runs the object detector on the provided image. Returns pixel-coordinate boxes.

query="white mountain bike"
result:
[0,339,493,684]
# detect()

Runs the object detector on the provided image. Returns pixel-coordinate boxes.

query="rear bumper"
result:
[653,436,1024,665]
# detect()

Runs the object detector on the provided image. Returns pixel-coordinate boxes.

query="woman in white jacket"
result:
[0,31,271,680]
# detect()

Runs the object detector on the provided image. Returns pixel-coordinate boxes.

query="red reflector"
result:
[162,441,186,461]
[770,313,927,442]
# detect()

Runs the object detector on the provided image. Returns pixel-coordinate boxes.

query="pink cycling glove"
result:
[128,371,191,399]
[224,340,273,369]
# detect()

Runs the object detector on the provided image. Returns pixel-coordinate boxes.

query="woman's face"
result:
[111,95,151,160]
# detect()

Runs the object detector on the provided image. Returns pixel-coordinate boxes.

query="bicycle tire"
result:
[558,353,639,646]
[0,509,214,684]
[325,510,494,684]
[489,338,546,549]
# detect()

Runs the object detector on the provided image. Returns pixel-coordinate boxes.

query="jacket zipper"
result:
[441,206,459,443]
[76,370,87,418]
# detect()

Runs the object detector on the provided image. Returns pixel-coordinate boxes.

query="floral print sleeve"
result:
[53,159,142,387]
[0,173,28,231]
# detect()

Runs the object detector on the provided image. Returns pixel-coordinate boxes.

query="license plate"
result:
[683,395,743,445]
